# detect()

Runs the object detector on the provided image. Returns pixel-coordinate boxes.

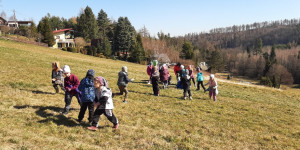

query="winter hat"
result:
[177,62,181,67]
[96,76,104,86]
[86,69,95,77]
[196,67,200,72]
[210,74,215,79]
[149,62,153,66]
[180,65,184,70]
[122,66,128,72]
[188,65,193,70]
[63,65,71,73]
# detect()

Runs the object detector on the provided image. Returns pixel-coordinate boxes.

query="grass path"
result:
[0,39,299,149]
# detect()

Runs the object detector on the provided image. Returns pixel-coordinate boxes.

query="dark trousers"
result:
[197,81,206,91]
[78,102,94,122]
[92,109,118,127]
[52,83,66,92]
[152,77,160,95]
[64,92,81,112]
[184,88,192,97]
[191,78,196,86]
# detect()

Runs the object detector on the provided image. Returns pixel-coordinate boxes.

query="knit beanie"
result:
[96,76,104,86]
[210,74,215,79]
[63,65,71,73]
[86,69,95,78]
[122,66,128,72]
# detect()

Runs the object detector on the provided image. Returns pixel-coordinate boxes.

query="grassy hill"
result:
[0,39,299,149]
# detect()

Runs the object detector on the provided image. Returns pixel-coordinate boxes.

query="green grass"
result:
[0,39,299,149]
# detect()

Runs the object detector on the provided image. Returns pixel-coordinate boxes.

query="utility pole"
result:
[13,9,17,28]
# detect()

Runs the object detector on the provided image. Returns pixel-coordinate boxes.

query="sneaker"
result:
[183,97,187,100]
[87,126,98,131]
[113,124,119,129]
[123,100,127,103]
[61,109,69,115]
[189,97,193,100]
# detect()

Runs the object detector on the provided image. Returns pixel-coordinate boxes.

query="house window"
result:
[56,36,60,39]
[58,43,62,48]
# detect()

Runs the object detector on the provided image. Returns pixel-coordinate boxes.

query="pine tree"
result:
[253,38,263,55]
[37,16,55,46]
[29,22,37,38]
[182,41,194,59]
[129,34,145,63]
[114,17,136,59]
[102,36,112,57]
[209,50,224,72]
[270,46,277,63]
[77,6,98,41]
[97,9,110,38]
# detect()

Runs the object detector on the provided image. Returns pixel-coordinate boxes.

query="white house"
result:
[52,28,75,49]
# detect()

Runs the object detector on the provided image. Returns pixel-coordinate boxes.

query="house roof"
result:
[0,17,7,23]
[53,28,73,33]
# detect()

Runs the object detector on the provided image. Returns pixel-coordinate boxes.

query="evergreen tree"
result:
[246,46,251,57]
[182,41,194,59]
[270,46,277,63]
[253,38,263,55]
[97,9,110,38]
[102,36,112,57]
[29,22,37,38]
[114,17,136,59]
[96,40,102,54]
[49,15,64,30]
[37,16,55,46]
[77,6,98,41]
[209,50,224,72]
[129,34,145,63]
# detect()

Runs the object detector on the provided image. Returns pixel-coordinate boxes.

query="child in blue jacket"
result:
[196,67,206,92]
[78,69,95,123]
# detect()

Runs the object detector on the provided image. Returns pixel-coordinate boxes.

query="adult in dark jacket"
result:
[78,69,95,123]
[116,66,134,103]
[62,65,81,114]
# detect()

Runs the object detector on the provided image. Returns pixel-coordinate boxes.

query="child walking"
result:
[87,76,119,131]
[151,66,160,96]
[62,65,81,114]
[196,67,206,92]
[78,69,95,124]
[181,69,192,100]
[51,62,65,93]
[146,62,153,84]
[188,65,196,87]
[205,74,218,101]
[160,64,170,89]
[116,66,134,103]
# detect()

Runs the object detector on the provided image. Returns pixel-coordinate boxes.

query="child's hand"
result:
[52,78,56,81]
[131,78,135,81]
[66,87,71,92]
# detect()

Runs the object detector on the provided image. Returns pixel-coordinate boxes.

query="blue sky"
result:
[1,0,299,36]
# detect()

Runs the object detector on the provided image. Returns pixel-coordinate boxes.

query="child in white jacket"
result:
[87,76,119,131]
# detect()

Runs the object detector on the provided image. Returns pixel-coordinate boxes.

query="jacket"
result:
[78,77,95,103]
[52,69,64,83]
[174,65,181,75]
[95,86,114,109]
[181,73,191,90]
[147,65,153,76]
[197,72,204,81]
[160,65,170,82]
[64,74,80,96]
[117,71,132,86]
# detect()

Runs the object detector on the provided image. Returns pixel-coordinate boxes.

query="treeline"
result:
[185,19,300,50]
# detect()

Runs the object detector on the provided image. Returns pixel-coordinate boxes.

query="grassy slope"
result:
[0,39,299,150]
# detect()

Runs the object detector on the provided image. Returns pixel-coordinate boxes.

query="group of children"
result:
[51,60,219,131]
[147,61,219,101]
[52,62,136,131]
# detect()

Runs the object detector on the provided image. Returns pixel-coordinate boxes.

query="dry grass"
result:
[0,38,299,149]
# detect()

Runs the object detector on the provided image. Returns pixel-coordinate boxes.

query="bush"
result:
[260,76,273,87]
[67,47,77,53]
[61,47,67,51]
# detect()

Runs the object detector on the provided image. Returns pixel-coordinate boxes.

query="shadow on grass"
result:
[14,105,78,127]
[20,89,56,95]
[128,89,181,99]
